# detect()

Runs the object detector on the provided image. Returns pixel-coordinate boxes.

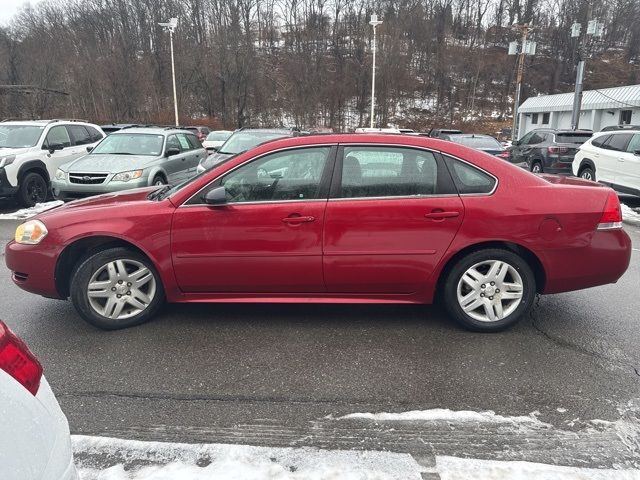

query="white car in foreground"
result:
[0,321,77,480]
[573,129,640,197]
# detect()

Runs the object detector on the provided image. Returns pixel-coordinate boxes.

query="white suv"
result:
[573,129,640,197]
[0,120,105,206]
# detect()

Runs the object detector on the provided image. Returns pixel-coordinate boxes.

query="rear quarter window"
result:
[445,156,496,194]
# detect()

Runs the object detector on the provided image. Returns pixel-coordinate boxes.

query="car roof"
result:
[109,127,194,135]
[0,119,95,127]
[534,128,592,134]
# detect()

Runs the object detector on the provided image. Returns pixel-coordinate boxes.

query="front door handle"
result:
[282,215,315,224]
[425,211,460,220]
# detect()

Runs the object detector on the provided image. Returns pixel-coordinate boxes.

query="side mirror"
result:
[166,147,180,157]
[634,150,640,156]
[47,143,64,154]
[203,186,227,205]
[86,146,94,153]
[211,146,219,152]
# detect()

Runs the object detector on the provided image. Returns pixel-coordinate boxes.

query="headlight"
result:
[15,220,48,245]
[0,155,16,169]
[55,169,66,180]
[112,170,143,182]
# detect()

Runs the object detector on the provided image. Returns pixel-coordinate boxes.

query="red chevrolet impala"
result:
[5,134,631,331]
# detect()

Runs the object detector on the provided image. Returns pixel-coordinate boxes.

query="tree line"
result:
[0,0,638,132]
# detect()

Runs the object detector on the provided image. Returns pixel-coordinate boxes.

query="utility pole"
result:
[570,13,604,130]
[159,18,179,126]
[369,13,383,129]
[508,24,535,141]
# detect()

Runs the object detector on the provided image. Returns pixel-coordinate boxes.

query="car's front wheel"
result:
[530,161,543,174]
[70,247,165,329]
[442,249,536,332]
[18,172,48,207]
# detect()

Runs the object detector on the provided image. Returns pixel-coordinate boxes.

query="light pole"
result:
[159,17,179,127]
[508,24,535,141]
[369,13,383,129]
[569,18,604,130]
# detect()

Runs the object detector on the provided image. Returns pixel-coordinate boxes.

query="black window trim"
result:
[602,133,633,152]
[181,144,338,207]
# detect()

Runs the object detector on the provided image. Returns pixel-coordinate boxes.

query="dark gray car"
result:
[509,129,592,174]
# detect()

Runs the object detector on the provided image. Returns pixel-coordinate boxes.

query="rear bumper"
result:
[542,228,632,294]
[5,240,62,299]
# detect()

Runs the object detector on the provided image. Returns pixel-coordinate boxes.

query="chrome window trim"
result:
[180,143,335,207]
[328,194,460,202]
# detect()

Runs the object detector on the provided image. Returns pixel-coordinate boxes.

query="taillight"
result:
[597,192,623,231]
[548,146,569,154]
[0,321,42,395]
[496,151,510,159]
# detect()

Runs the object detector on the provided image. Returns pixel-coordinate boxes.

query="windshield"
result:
[0,125,45,148]
[555,133,592,144]
[92,133,164,156]
[205,131,232,142]
[450,136,502,149]
[219,131,288,155]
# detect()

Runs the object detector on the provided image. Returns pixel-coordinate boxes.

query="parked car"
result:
[572,129,640,197]
[0,119,105,206]
[509,128,592,174]
[6,134,630,333]
[427,128,463,138]
[440,133,509,159]
[201,130,233,152]
[355,127,401,133]
[600,124,640,132]
[51,127,206,201]
[184,126,210,142]
[196,128,303,173]
[0,320,78,480]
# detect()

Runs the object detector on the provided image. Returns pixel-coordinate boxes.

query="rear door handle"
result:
[282,215,315,224]
[425,211,460,220]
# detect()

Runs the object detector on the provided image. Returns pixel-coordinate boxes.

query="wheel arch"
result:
[17,159,50,183]
[147,167,168,186]
[54,235,162,298]
[434,240,546,298]
[577,158,596,174]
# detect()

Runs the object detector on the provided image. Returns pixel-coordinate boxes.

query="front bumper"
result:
[52,176,149,201]
[5,239,62,299]
[0,168,19,197]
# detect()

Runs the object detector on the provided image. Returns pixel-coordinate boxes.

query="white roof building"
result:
[517,84,640,138]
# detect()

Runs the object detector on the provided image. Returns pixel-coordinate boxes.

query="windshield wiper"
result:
[148,185,172,201]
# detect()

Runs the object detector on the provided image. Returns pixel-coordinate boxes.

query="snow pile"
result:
[333,408,546,425]
[435,456,640,480]
[621,204,640,226]
[0,201,63,220]
[73,436,425,480]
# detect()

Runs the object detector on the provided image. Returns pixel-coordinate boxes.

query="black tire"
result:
[18,172,48,207]
[442,248,536,332]
[70,247,165,330]
[579,166,595,182]
[530,161,543,174]
[152,174,167,186]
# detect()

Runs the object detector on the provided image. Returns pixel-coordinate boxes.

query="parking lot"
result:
[1,196,639,471]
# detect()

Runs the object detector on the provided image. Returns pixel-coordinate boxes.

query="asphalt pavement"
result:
[1,196,639,470]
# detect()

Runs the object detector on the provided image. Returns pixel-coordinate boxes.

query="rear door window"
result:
[86,126,104,143]
[591,135,611,148]
[337,146,446,198]
[66,125,92,145]
[603,134,633,152]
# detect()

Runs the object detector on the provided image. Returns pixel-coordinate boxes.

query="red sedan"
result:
[5,134,631,332]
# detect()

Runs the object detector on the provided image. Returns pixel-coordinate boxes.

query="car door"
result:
[619,133,640,191]
[322,145,464,294]
[600,133,633,186]
[163,134,188,184]
[171,145,336,293]
[41,126,78,178]
[179,133,205,179]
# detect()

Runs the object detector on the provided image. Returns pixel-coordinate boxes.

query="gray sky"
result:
[0,0,43,25]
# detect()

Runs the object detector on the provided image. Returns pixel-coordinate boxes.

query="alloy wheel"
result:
[86,259,157,320]
[27,178,46,204]
[581,170,593,181]
[456,260,524,322]
[531,163,542,173]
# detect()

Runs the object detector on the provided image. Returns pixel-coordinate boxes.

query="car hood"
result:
[38,187,158,218]
[0,147,30,156]
[63,154,156,173]
[200,151,233,170]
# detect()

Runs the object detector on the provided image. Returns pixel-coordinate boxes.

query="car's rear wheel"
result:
[152,174,166,186]
[442,249,536,332]
[18,172,48,207]
[579,166,595,181]
[70,247,164,330]
[530,161,543,174]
